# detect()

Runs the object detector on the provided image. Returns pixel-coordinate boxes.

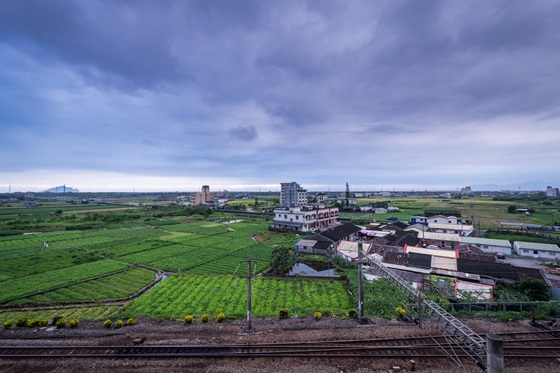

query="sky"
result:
[1,0,560,193]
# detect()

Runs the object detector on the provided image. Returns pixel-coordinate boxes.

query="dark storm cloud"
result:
[228,124,258,142]
[1,0,560,191]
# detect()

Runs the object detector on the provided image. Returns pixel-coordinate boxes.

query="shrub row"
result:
[3,317,78,329]
[103,318,136,328]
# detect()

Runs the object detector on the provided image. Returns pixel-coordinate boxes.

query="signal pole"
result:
[242,259,258,332]
[358,243,364,320]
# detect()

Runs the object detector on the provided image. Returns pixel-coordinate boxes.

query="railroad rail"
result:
[1,333,559,362]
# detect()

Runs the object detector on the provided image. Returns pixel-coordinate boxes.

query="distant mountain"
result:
[43,186,79,193]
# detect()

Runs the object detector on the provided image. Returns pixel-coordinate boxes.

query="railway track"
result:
[2,331,559,361]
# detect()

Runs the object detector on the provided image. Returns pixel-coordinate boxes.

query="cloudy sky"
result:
[1,0,559,193]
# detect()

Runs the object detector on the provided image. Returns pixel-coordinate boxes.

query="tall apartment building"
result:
[546,186,560,197]
[280,182,307,207]
[190,185,213,206]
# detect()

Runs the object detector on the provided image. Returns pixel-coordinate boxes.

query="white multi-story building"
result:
[280,182,307,206]
[270,205,339,233]
[546,186,560,197]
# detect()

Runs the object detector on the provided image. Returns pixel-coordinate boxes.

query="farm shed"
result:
[295,237,332,256]
[455,280,494,301]
[459,237,512,256]
[513,241,560,260]
[417,231,461,248]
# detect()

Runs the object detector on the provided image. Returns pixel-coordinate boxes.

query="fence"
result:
[407,300,560,318]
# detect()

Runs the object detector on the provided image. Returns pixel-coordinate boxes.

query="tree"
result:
[507,205,517,213]
[268,247,295,275]
[512,278,550,302]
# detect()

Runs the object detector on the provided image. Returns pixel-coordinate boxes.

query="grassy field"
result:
[124,274,354,319]
[2,194,558,325]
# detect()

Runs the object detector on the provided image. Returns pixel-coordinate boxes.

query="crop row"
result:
[0,305,122,322]
[0,259,131,303]
[125,275,353,319]
[10,267,156,305]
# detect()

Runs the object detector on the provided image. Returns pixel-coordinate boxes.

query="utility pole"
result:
[357,243,364,320]
[242,259,258,332]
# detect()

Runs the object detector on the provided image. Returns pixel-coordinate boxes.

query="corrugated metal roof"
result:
[336,240,371,260]
[405,246,458,258]
[418,232,461,241]
[500,222,543,228]
[296,239,317,246]
[514,241,560,252]
[460,237,511,248]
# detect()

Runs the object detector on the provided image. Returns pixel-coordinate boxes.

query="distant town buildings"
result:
[315,192,328,203]
[546,186,560,197]
[461,186,472,195]
[190,185,213,206]
[280,182,307,207]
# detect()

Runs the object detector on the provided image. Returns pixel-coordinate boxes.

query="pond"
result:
[287,260,340,277]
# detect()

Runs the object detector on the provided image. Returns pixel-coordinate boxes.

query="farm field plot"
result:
[0,305,122,322]
[0,259,130,303]
[125,274,353,319]
[163,222,231,234]
[8,267,157,305]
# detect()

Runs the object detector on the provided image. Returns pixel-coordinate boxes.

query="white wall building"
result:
[513,241,560,260]
[270,205,339,233]
[427,215,458,225]
[459,237,512,256]
[546,186,560,197]
[428,223,474,236]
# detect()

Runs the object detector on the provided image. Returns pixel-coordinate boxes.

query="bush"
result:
[395,307,406,318]
[126,318,136,326]
[55,319,66,328]
[16,317,28,327]
[279,308,289,319]
[28,319,41,328]
[184,315,194,324]
[103,319,112,328]
[201,314,209,323]
[3,320,12,329]
[216,312,225,323]
[40,319,49,327]
[314,312,322,321]
[347,309,357,318]
[69,319,79,328]
[115,320,123,328]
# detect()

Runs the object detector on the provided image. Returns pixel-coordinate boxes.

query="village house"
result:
[417,231,461,248]
[513,241,560,260]
[269,205,339,233]
[459,237,512,256]
[428,222,474,236]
